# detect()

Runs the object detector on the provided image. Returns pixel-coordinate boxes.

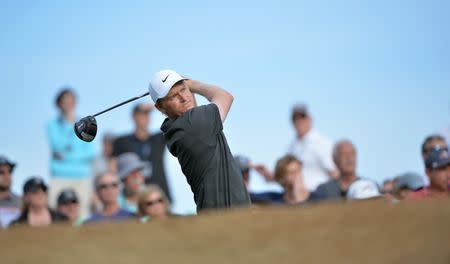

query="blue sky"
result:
[1,0,449,213]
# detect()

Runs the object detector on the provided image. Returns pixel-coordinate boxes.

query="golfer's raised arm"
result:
[185,80,234,122]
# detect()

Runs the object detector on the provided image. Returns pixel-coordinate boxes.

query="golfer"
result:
[149,70,251,211]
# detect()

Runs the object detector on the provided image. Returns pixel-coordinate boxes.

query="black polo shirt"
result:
[161,104,250,211]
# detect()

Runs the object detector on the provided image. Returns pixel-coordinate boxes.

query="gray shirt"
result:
[161,104,250,211]
[315,177,361,200]
[0,192,21,228]
[0,192,21,208]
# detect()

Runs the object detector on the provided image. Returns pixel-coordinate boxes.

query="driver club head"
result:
[74,116,97,142]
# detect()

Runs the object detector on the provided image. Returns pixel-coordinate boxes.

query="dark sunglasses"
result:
[424,145,448,154]
[145,198,164,207]
[98,182,119,190]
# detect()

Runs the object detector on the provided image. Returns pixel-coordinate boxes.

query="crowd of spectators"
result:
[0,89,449,228]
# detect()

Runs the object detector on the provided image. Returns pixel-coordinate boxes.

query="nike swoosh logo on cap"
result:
[162,74,171,83]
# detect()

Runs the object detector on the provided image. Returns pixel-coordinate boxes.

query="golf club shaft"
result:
[93,92,150,117]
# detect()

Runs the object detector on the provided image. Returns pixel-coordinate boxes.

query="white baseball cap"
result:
[347,179,381,200]
[148,69,187,103]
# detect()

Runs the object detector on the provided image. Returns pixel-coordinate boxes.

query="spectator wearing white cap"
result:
[0,155,21,228]
[346,179,381,200]
[254,104,338,191]
[116,153,146,213]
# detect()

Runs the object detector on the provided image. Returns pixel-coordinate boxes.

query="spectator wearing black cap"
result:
[112,103,171,202]
[409,149,450,200]
[253,104,338,192]
[10,177,67,227]
[117,153,146,213]
[47,88,96,218]
[0,155,21,228]
[57,189,83,226]
[84,172,134,224]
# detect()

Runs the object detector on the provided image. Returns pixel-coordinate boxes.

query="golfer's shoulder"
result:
[188,104,220,119]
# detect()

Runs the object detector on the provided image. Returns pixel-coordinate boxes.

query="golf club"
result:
[74,92,150,142]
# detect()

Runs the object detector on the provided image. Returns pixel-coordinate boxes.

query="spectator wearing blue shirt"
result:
[84,171,134,224]
[47,88,96,218]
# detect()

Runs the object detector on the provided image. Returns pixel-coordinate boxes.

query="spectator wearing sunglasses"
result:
[56,189,83,226]
[137,185,171,222]
[420,135,448,186]
[10,177,68,227]
[84,172,134,224]
[253,104,338,192]
[409,148,450,200]
[421,134,447,160]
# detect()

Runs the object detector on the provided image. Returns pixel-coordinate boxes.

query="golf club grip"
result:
[93,92,150,117]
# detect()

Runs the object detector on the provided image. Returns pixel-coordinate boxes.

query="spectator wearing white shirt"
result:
[253,104,337,192]
[286,104,338,191]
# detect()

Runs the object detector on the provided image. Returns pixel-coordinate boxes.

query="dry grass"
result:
[1,199,450,264]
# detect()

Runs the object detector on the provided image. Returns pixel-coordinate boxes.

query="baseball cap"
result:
[291,103,310,121]
[0,155,16,171]
[393,172,425,192]
[425,148,450,169]
[347,179,381,200]
[234,155,251,173]
[23,177,48,194]
[117,152,144,180]
[148,69,187,103]
[57,189,79,205]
